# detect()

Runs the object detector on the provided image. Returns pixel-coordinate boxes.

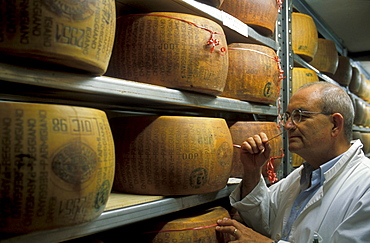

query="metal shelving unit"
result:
[0,0,284,242]
[292,0,347,56]
[0,61,277,119]
[293,0,370,134]
[0,185,237,243]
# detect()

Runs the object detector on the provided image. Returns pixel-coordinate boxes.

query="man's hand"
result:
[216,217,273,242]
[240,132,271,197]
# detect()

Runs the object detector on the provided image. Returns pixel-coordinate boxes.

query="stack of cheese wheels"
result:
[228,121,283,178]
[110,116,233,196]
[0,0,116,75]
[106,12,229,96]
[146,207,231,243]
[328,56,353,86]
[349,67,362,94]
[292,68,319,94]
[0,101,115,233]
[292,12,318,62]
[195,0,225,8]
[219,0,279,36]
[221,43,281,105]
[309,38,339,75]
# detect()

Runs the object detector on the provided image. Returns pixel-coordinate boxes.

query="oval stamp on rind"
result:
[43,0,96,21]
[52,142,97,186]
[189,167,208,189]
[217,141,232,167]
[263,82,273,97]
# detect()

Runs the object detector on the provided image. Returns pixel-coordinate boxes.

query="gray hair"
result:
[298,81,354,143]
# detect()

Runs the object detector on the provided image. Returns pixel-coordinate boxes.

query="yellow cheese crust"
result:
[0,101,115,233]
[110,116,233,195]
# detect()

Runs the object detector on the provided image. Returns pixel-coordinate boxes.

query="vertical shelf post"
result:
[278,0,294,177]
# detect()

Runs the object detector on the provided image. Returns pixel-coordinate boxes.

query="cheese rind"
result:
[110,116,233,195]
[292,13,318,62]
[221,43,281,105]
[106,12,229,96]
[0,0,116,75]
[148,206,231,243]
[0,101,115,233]
[219,0,279,36]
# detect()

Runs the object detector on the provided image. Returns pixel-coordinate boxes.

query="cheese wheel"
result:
[292,13,318,62]
[221,43,281,105]
[328,56,352,86]
[353,98,367,126]
[353,131,361,141]
[110,116,233,195]
[358,75,370,103]
[365,106,370,127]
[309,38,339,75]
[219,0,279,36]
[0,0,116,75]
[105,12,229,96]
[349,67,361,94]
[228,121,283,178]
[147,206,231,243]
[292,68,319,94]
[0,101,115,233]
[361,133,370,154]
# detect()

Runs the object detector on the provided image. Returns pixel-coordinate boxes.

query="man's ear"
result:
[331,113,344,137]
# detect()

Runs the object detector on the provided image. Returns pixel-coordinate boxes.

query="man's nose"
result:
[284,118,295,130]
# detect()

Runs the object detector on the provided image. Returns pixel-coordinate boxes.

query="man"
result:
[216,81,370,242]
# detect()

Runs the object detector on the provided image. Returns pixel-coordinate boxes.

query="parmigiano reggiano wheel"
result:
[219,0,279,36]
[328,56,352,86]
[0,101,115,233]
[353,98,367,126]
[361,133,370,154]
[0,0,116,75]
[146,206,231,243]
[349,67,361,94]
[221,43,282,105]
[292,68,319,94]
[309,38,339,75]
[105,12,229,96]
[364,105,370,127]
[358,75,370,103]
[353,132,361,141]
[110,116,233,196]
[228,121,283,179]
[292,12,318,62]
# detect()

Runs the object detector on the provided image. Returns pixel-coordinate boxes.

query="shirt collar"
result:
[300,153,344,191]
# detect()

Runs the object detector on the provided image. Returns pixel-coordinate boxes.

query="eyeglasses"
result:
[281,109,333,126]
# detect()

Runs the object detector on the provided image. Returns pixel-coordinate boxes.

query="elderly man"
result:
[217,81,370,242]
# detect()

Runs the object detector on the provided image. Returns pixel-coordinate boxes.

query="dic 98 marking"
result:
[51,118,94,134]
[71,118,93,133]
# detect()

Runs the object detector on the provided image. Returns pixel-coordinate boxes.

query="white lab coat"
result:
[230,139,370,243]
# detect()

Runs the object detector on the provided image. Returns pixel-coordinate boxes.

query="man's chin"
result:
[288,143,302,153]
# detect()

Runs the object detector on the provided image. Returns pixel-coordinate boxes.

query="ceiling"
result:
[297,0,370,78]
